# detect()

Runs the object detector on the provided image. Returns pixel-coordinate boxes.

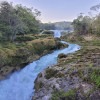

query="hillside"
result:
[54,21,73,30]
[40,21,73,31]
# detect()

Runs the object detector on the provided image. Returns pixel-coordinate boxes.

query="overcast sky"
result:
[3,0,100,23]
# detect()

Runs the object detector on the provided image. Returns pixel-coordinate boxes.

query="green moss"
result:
[45,68,58,79]
[15,36,35,42]
[90,69,100,88]
[56,72,65,78]
[75,68,100,88]
[90,40,100,46]
[0,35,58,73]
[62,90,76,98]
[51,90,76,100]
[35,81,44,90]
[89,63,93,68]
[77,70,84,78]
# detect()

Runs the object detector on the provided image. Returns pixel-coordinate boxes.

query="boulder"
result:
[58,53,67,59]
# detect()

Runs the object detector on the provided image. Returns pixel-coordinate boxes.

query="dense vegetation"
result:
[0,1,40,41]
[73,4,100,36]
[0,1,63,80]
[40,21,73,31]
[0,34,63,79]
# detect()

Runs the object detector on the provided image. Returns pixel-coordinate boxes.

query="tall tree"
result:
[0,1,41,41]
[15,5,40,34]
[0,1,25,41]
[72,14,92,35]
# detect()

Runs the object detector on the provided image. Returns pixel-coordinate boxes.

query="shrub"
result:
[51,90,76,100]
[15,36,34,42]
[42,30,54,34]
[45,68,58,79]
[90,69,100,88]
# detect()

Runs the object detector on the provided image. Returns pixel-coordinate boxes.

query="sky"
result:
[2,0,100,23]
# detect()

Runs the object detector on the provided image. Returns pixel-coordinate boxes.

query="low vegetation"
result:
[51,90,76,100]
[45,68,58,79]
[0,34,64,80]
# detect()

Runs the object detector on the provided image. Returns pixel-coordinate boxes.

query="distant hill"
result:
[54,21,73,30]
[40,21,73,31]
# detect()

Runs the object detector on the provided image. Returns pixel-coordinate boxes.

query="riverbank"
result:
[33,34,100,100]
[0,34,66,80]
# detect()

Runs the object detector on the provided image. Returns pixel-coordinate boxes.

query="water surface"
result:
[0,31,80,100]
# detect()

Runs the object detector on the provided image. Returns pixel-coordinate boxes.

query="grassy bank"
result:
[33,33,100,100]
[0,34,65,80]
[51,34,100,99]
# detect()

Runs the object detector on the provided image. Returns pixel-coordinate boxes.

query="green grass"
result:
[45,68,58,79]
[0,34,57,68]
[51,90,76,100]
[90,69,100,88]
[15,35,35,42]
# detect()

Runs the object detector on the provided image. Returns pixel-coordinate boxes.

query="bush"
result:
[58,53,66,59]
[90,69,100,88]
[15,36,35,42]
[45,68,58,79]
[42,30,54,34]
[51,90,76,100]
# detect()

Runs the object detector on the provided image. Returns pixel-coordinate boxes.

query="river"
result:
[0,31,80,100]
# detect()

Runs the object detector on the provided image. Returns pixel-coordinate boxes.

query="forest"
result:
[73,4,100,36]
[0,1,41,42]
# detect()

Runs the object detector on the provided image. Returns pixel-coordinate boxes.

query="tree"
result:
[15,5,40,34]
[40,23,56,30]
[90,4,100,12]
[0,1,25,41]
[72,14,92,35]
[90,4,100,35]
[0,1,41,41]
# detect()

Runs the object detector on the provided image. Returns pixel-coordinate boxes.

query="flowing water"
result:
[0,31,80,100]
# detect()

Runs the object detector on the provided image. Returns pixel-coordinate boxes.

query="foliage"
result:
[0,35,57,68]
[40,23,55,30]
[0,1,40,41]
[90,69,100,88]
[40,21,73,30]
[15,5,40,34]
[15,35,35,42]
[41,30,54,34]
[51,90,76,100]
[72,14,93,35]
[45,68,58,79]
[73,3,100,36]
